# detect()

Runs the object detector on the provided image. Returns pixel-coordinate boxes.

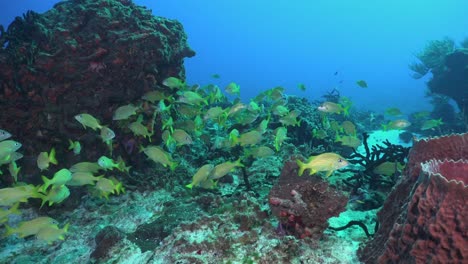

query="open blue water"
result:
[2,0,467,115]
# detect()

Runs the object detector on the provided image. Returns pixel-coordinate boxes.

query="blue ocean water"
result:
[2,0,467,115]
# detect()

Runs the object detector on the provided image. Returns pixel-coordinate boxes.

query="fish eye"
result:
[338,158,343,163]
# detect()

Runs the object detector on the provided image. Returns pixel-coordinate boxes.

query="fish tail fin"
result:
[185,183,193,189]
[9,203,21,215]
[343,105,350,117]
[3,224,15,237]
[49,148,58,165]
[296,159,306,176]
[40,176,51,193]
[235,158,245,168]
[68,140,74,150]
[170,161,178,172]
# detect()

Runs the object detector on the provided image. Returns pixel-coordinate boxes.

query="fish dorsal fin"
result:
[306,156,316,162]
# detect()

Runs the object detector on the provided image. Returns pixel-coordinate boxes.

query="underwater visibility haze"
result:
[0,0,467,263]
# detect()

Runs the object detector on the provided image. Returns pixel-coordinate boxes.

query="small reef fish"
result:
[373,161,405,176]
[70,162,101,173]
[0,129,11,141]
[0,140,22,157]
[74,113,102,131]
[113,104,139,120]
[421,118,443,130]
[141,90,170,103]
[37,148,58,171]
[274,127,288,151]
[225,82,240,96]
[246,146,275,158]
[40,168,72,192]
[39,185,70,207]
[0,152,23,166]
[382,119,411,130]
[297,83,306,91]
[209,159,244,180]
[318,102,349,116]
[4,217,58,238]
[68,172,102,186]
[8,161,21,182]
[97,156,128,172]
[341,121,356,136]
[356,80,368,88]
[171,129,193,146]
[94,177,124,199]
[178,91,208,106]
[0,185,40,206]
[211,74,220,79]
[186,164,214,189]
[68,140,81,155]
[335,135,361,149]
[36,223,69,244]
[296,153,349,177]
[142,146,178,171]
[234,130,263,147]
[100,126,115,143]
[385,107,403,116]
[280,110,301,127]
[162,77,184,89]
[128,120,153,141]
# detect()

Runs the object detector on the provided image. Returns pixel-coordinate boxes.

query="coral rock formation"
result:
[0,0,194,165]
[269,159,348,239]
[358,133,468,263]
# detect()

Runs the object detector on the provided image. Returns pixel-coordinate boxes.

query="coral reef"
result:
[358,133,468,263]
[409,38,468,126]
[0,0,195,170]
[269,159,348,239]
[379,159,467,263]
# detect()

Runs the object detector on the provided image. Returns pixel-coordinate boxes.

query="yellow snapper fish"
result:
[234,130,263,147]
[186,164,214,189]
[209,159,244,180]
[203,106,226,121]
[97,156,128,172]
[279,110,301,127]
[37,148,58,171]
[100,126,115,143]
[385,107,403,116]
[421,118,443,130]
[341,121,356,136]
[40,168,72,192]
[142,146,178,171]
[113,104,139,120]
[0,140,22,159]
[227,102,247,117]
[74,113,103,131]
[70,162,102,173]
[162,76,185,89]
[128,120,153,141]
[40,185,70,208]
[335,135,361,149]
[178,91,208,106]
[4,216,58,238]
[382,119,411,130]
[0,184,40,206]
[171,129,193,146]
[68,140,81,155]
[373,161,405,176]
[0,129,12,141]
[8,161,21,183]
[36,223,69,244]
[0,203,20,224]
[0,152,23,166]
[256,118,270,134]
[274,127,288,151]
[225,82,240,96]
[141,90,171,103]
[94,177,124,199]
[318,102,349,116]
[296,153,349,177]
[272,105,289,117]
[246,146,275,158]
[67,172,102,186]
